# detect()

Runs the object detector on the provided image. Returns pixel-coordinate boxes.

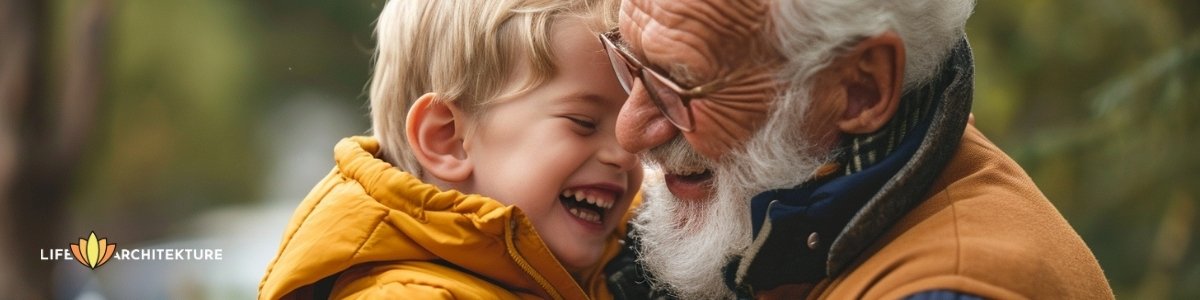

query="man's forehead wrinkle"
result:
[619,0,649,53]
[696,0,771,57]
[640,22,719,83]
[671,0,765,39]
[646,0,758,38]
[627,1,724,85]
[732,0,770,35]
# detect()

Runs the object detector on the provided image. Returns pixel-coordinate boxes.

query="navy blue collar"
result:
[725,48,968,291]
[728,97,934,292]
[749,103,934,239]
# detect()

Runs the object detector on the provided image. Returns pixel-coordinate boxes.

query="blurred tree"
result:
[73,0,264,243]
[4,0,378,297]
[0,0,109,298]
[968,0,1199,298]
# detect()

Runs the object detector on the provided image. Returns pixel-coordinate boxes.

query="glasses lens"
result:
[602,39,635,93]
[641,68,694,131]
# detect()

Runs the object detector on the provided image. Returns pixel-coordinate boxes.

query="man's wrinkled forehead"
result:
[619,0,767,39]
[618,0,769,82]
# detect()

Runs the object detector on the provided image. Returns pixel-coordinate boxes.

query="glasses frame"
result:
[598,28,736,132]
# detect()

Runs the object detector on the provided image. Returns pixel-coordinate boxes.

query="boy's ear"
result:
[832,30,905,134]
[406,93,473,183]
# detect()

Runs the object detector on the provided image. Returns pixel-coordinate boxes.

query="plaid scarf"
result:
[840,75,940,175]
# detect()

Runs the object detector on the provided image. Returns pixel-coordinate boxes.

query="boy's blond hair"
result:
[369,0,618,175]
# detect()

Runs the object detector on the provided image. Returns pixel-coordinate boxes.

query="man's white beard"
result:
[632,85,835,299]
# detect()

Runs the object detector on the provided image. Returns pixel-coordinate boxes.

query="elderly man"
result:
[601,0,1114,299]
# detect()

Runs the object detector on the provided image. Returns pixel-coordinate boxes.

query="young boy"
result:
[259,0,641,299]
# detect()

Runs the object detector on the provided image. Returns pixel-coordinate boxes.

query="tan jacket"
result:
[809,125,1113,299]
[725,39,1114,299]
[258,137,633,299]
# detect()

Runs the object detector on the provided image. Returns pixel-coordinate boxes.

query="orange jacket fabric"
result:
[808,125,1114,299]
[258,136,633,299]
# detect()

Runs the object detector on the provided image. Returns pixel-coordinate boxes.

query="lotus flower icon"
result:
[70,232,116,269]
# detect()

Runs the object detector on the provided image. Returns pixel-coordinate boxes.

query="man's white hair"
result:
[633,1,975,299]
[772,0,976,92]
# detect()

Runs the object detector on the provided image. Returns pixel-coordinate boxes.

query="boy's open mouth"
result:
[559,187,617,224]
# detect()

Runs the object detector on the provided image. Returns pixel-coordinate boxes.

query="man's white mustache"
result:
[643,135,711,175]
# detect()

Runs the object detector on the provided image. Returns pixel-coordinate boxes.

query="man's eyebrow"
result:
[614,35,703,87]
[611,36,641,63]
[615,38,634,52]
[667,64,703,87]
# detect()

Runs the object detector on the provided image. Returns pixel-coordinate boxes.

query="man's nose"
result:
[615,79,679,154]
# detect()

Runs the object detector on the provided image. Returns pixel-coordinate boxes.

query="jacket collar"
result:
[262,137,629,299]
[731,37,976,292]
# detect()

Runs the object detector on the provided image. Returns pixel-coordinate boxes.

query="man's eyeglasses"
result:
[598,28,736,132]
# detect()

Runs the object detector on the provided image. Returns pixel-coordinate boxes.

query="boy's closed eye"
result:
[562,115,598,135]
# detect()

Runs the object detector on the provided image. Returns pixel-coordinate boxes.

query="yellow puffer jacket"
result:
[259,136,635,299]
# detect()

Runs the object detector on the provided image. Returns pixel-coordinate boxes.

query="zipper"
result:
[506,218,563,300]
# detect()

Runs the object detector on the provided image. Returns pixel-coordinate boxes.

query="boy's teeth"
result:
[568,207,601,223]
[561,188,618,211]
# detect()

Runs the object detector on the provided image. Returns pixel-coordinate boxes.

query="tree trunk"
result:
[0,0,108,297]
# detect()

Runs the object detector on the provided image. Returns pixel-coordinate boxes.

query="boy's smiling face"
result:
[461,18,642,276]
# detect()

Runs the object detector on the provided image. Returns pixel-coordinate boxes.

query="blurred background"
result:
[0,0,1196,299]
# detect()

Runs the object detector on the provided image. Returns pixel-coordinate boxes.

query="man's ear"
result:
[406,93,473,183]
[834,31,905,134]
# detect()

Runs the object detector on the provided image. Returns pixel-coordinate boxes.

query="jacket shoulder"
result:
[821,126,1112,299]
[261,168,380,299]
[331,262,531,300]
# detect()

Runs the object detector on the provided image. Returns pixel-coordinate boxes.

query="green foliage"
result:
[68,0,377,240]
[968,0,1199,298]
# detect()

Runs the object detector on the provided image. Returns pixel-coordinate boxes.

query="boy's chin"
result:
[554,245,604,276]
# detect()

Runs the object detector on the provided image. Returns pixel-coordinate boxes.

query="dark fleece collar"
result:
[730,37,976,293]
[840,58,938,176]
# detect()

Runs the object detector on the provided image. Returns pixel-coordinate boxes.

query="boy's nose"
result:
[615,80,679,155]
[597,137,640,173]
